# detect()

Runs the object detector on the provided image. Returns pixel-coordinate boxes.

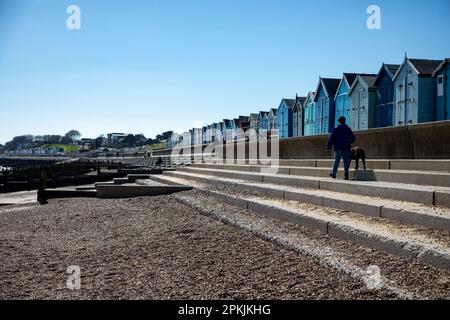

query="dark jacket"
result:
[327,124,356,151]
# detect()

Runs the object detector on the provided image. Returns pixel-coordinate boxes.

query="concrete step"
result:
[317,159,450,172]
[112,174,153,185]
[126,174,152,183]
[150,173,450,271]
[96,182,192,199]
[389,160,450,172]
[43,188,97,199]
[75,184,96,191]
[113,177,129,185]
[77,173,194,199]
[206,159,450,172]
[176,166,450,207]
[159,170,450,230]
[192,163,450,187]
[208,159,391,170]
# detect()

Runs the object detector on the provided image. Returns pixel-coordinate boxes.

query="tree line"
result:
[1,130,82,151]
[114,131,173,148]
[0,130,174,152]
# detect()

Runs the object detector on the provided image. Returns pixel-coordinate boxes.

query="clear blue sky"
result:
[0,0,449,143]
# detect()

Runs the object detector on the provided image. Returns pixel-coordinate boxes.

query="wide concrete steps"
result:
[209,159,450,172]
[177,166,450,207]
[150,173,450,271]
[194,163,450,187]
[94,174,192,198]
[160,170,450,230]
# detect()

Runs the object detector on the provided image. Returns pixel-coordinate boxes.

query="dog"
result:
[350,146,366,170]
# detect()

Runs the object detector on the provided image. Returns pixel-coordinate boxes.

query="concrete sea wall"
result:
[153,120,450,159]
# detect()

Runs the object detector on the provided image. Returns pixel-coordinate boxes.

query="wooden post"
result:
[73,164,78,179]
[28,168,32,187]
[97,162,101,176]
[2,171,7,190]
[37,167,48,205]
[73,164,78,186]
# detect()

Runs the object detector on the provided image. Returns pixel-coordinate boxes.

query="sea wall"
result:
[153,120,450,159]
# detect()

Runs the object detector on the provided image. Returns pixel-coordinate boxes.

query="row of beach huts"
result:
[169,57,450,147]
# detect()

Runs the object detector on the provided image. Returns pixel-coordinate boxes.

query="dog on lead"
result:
[350,147,366,170]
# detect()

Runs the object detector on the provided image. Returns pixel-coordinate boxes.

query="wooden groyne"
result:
[0,158,126,193]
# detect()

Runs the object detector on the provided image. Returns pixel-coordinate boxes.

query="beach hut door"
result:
[395,85,406,126]
[353,90,363,131]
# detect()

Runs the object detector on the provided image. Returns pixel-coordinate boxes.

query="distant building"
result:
[201,126,207,144]
[107,133,125,145]
[314,78,340,134]
[348,74,378,131]
[237,116,249,130]
[249,113,259,132]
[303,92,316,136]
[276,99,295,139]
[213,122,222,142]
[393,58,442,126]
[193,128,202,145]
[222,119,236,142]
[432,58,450,121]
[374,64,401,128]
[220,121,227,141]
[12,147,64,156]
[269,108,278,132]
[335,73,367,127]
[207,125,214,143]
[293,95,306,137]
[189,129,194,146]
[258,111,269,132]
[235,116,249,140]
[168,133,181,148]
[163,56,450,151]
[80,138,94,151]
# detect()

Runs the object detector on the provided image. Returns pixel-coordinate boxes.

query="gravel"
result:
[178,189,450,299]
[0,191,449,300]
[0,194,385,299]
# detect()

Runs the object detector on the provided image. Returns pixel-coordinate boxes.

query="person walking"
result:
[327,116,356,180]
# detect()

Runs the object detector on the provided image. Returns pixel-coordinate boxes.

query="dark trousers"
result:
[332,150,350,178]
